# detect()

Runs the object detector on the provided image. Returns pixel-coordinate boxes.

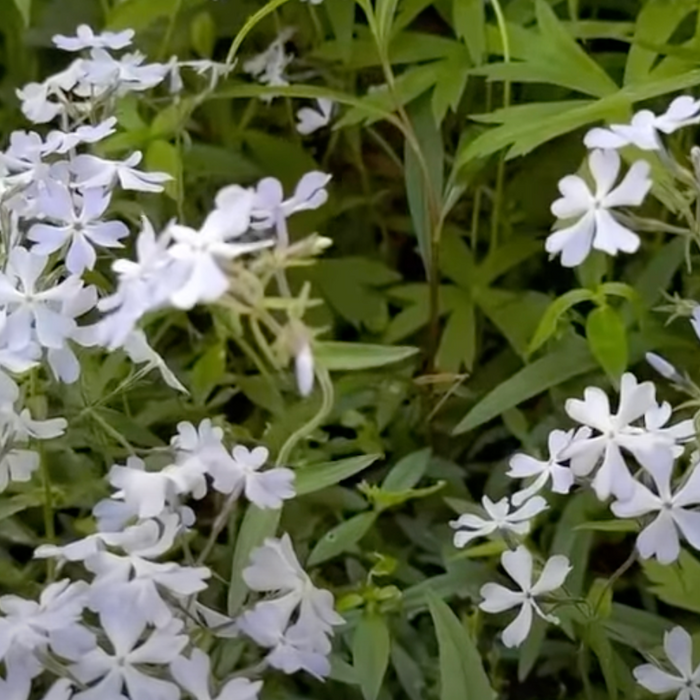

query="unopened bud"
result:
[294,342,315,397]
[645,352,683,383]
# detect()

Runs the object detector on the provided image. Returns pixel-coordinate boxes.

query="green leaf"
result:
[314,341,418,371]
[325,0,356,62]
[586,305,628,379]
[295,454,381,496]
[353,613,391,700]
[382,449,431,492]
[405,93,443,278]
[190,343,226,404]
[376,0,400,44]
[453,0,485,65]
[391,641,426,700]
[642,550,700,614]
[586,623,618,700]
[432,46,470,123]
[624,0,696,85]
[528,288,596,355]
[307,511,378,566]
[227,506,280,616]
[12,0,30,25]
[190,11,215,58]
[427,590,495,700]
[144,140,180,201]
[437,294,476,372]
[108,0,205,29]
[453,337,598,434]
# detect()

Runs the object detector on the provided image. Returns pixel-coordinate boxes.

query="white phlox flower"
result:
[0,580,90,672]
[546,149,651,267]
[96,216,184,349]
[634,626,700,700]
[611,451,700,563]
[479,546,571,648]
[29,181,129,273]
[66,592,186,700]
[0,247,84,352]
[70,152,172,193]
[170,648,263,700]
[507,428,589,505]
[207,445,295,509]
[238,534,343,679]
[107,455,207,520]
[172,419,231,475]
[16,60,85,124]
[251,172,331,245]
[450,495,548,548]
[53,25,135,52]
[43,118,118,155]
[166,187,273,310]
[644,402,694,456]
[561,373,685,501]
[585,96,700,151]
[79,48,168,96]
[0,399,66,492]
[296,98,333,135]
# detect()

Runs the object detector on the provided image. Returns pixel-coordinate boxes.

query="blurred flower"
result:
[450,495,547,548]
[243,29,294,96]
[646,352,683,383]
[479,546,571,648]
[634,626,700,700]
[295,341,315,397]
[585,96,700,151]
[53,25,135,52]
[546,149,651,267]
[296,99,333,135]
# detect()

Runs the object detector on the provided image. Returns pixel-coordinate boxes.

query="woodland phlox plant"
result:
[448,92,700,696]
[0,20,342,700]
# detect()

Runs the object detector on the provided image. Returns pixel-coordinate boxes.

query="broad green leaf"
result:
[295,454,381,496]
[606,603,673,650]
[550,492,597,597]
[337,61,444,128]
[432,46,470,123]
[453,0,485,65]
[108,0,205,29]
[190,343,226,404]
[191,11,215,57]
[227,506,280,615]
[453,337,597,434]
[427,591,495,700]
[376,0,400,44]
[642,550,700,614]
[391,641,426,700]
[382,448,431,492]
[437,294,476,372]
[324,0,355,62]
[633,237,685,307]
[405,93,443,278]
[528,288,596,355]
[475,239,542,286]
[586,624,618,700]
[144,140,180,201]
[586,305,628,379]
[314,341,418,371]
[624,0,696,85]
[307,511,378,566]
[12,0,30,25]
[353,613,391,700]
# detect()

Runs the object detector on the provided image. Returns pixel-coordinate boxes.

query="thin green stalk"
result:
[40,452,55,581]
[158,0,183,60]
[196,496,237,565]
[276,366,334,466]
[489,0,511,250]
[225,0,293,65]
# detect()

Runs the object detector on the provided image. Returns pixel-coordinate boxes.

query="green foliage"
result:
[7,0,700,698]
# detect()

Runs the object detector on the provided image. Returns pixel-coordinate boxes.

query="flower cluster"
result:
[0,22,344,700]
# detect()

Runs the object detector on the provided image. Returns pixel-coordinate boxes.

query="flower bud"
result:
[294,341,315,397]
[645,352,683,383]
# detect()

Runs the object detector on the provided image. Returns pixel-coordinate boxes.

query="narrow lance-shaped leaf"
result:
[353,613,391,700]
